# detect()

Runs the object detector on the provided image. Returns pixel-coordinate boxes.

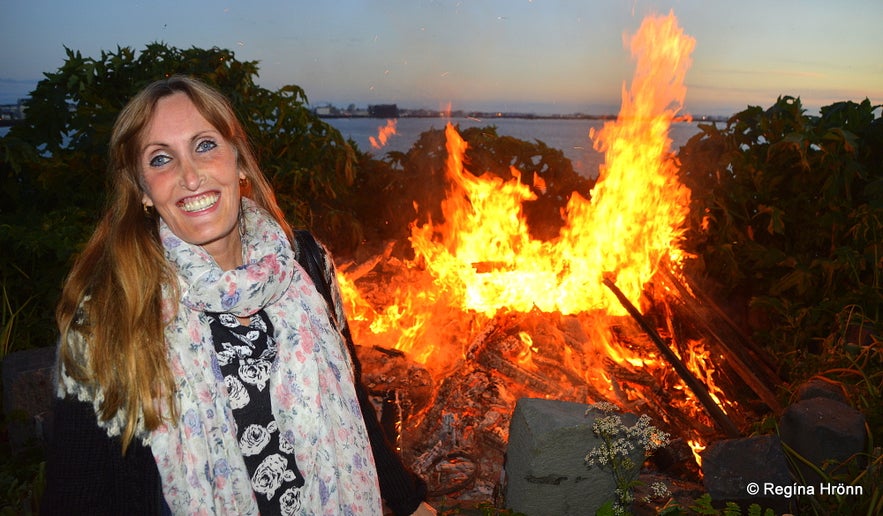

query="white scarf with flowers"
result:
[59,199,381,515]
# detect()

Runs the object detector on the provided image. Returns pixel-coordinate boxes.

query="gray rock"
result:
[792,377,848,404]
[779,397,867,485]
[700,435,794,514]
[504,397,641,516]
[2,346,56,453]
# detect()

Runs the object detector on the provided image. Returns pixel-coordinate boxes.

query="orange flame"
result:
[369,119,398,149]
[408,11,693,319]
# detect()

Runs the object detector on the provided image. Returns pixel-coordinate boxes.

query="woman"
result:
[42,76,423,515]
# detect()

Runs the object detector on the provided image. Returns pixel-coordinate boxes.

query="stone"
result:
[778,397,867,485]
[503,397,641,516]
[700,435,794,514]
[2,346,56,454]
[791,377,848,404]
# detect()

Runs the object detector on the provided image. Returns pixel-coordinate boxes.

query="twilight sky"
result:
[1,0,881,116]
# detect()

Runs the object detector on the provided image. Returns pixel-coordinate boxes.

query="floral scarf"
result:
[58,199,381,515]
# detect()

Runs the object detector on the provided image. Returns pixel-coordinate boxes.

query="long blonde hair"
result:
[56,75,292,452]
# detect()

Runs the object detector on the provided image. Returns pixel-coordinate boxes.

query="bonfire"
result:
[336,11,776,507]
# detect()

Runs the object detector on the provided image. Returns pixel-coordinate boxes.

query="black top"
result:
[208,310,305,513]
[43,370,426,515]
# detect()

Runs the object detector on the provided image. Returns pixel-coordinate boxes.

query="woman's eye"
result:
[196,139,217,153]
[149,154,171,167]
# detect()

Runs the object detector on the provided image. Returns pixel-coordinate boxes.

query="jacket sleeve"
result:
[351,365,429,515]
[41,396,165,516]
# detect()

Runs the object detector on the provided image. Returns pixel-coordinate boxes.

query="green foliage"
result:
[781,439,882,516]
[595,500,616,515]
[1,284,34,361]
[0,443,44,515]
[677,96,882,514]
[678,95,882,406]
[0,42,359,351]
[657,493,775,516]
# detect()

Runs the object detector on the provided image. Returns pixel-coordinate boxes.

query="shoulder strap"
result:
[294,230,361,378]
[294,230,338,328]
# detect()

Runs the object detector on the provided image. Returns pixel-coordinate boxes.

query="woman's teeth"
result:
[180,193,219,212]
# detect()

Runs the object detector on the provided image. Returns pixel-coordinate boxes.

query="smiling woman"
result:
[40,75,432,516]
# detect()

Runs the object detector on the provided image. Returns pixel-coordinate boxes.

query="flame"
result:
[688,439,706,467]
[369,119,398,149]
[409,11,693,318]
[338,12,728,460]
[514,332,538,371]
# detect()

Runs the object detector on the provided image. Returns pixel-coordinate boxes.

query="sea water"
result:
[326,116,705,178]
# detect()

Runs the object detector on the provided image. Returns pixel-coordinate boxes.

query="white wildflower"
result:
[584,402,671,512]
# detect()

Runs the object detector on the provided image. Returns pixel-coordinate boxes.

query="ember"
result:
[336,11,770,506]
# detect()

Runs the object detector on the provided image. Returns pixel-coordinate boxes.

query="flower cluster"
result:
[584,402,671,514]
[647,480,672,501]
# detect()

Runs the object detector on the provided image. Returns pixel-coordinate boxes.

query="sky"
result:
[1,0,881,116]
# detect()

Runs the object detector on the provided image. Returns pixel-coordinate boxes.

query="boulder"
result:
[791,377,848,404]
[2,346,56,453]
[700,435,794,514]
[504,397,641,515]
[778,397,867,485]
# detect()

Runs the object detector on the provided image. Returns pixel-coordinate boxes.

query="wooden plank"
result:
[658,268,783,413]
[603,277,742,438]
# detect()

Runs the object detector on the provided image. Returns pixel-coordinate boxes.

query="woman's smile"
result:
[178,191,221,213]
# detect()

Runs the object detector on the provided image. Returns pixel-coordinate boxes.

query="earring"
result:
[142,203,153,217]
[239,176,250,188]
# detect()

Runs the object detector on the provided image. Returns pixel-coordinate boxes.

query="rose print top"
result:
[208,310,305,515]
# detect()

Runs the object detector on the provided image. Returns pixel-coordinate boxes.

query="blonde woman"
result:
[42,76,427,515]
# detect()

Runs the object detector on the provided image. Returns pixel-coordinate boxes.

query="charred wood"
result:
[603,276,742,438]
[657,267,783,413]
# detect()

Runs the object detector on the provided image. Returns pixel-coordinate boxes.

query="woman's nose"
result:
[179,159,203,190]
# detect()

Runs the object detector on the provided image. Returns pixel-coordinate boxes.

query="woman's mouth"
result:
[178,191,220,213]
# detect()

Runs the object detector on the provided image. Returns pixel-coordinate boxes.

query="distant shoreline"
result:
[0,104,729,126]
[318,112,728,123]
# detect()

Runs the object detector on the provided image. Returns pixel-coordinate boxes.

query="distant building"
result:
[368,104,398,118]
[0,98,27,125]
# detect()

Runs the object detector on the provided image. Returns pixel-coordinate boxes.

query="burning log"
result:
[657,267,783,413]
[475,338,587,397]
[337,239,397,281]
[406,365,515,502]
[603,357,716,438]
[603,276,742,438]
[466,311,613,403]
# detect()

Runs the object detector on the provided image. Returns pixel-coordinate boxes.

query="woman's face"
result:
[140,92,245,270]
